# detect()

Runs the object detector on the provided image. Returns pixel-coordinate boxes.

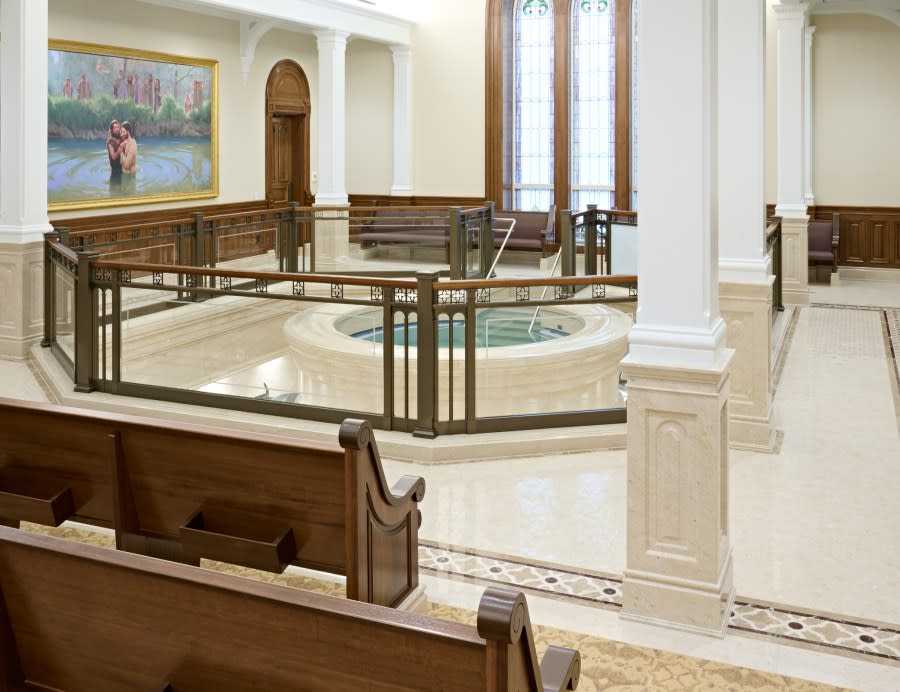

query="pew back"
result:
[0,528,580,691]
[0,398,423,608]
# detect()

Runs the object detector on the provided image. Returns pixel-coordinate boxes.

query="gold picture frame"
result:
[48,39,218,211]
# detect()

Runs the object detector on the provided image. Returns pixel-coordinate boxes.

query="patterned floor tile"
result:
[421,542,900,665]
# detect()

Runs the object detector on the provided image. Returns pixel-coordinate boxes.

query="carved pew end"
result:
[179,508,297,574]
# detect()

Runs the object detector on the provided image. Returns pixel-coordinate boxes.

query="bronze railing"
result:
[558,206,638,278]
[43,237,637,437]
[53,203,498,281]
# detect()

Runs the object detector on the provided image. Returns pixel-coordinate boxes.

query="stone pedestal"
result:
[779,215,810,306]
[620,352,736,636]
[0,242,44,358]
[720,278,776,451]
[312,209,350,271]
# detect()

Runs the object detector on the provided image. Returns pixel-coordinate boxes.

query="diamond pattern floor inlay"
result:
[420,543,900,664]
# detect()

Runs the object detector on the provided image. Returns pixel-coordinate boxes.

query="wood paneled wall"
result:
[813,205,900,270]
[766,204,900,270]
[347,194,486,208]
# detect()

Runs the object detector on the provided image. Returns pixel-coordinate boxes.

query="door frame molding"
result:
[265,59,311,205]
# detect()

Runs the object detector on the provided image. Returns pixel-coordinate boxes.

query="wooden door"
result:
[268,116,293,204]
[265,60,311,206]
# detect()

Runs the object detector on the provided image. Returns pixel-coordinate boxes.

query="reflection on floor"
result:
[4,276,900,691]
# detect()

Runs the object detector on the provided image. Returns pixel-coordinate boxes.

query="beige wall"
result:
[49,0,256,219]
[46,0,482,220]
[346,40,393,195]
[811,13,900,206]
[410,0,486,198]
[764,5,900,207]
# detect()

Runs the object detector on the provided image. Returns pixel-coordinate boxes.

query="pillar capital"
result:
[772,2,809,21]
[315,29,351,47]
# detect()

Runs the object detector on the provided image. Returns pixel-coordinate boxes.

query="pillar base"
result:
[729,408,778,452]
[620,353,735,637]
[719,278,777,451]
[777,215,810,306]
[0,240,45,359]
[622,549,735,637]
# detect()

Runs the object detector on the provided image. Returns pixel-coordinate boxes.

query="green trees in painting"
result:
[48,47,213,140]
[48,93,211,138]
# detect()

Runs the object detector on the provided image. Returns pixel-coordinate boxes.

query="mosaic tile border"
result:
[773,305,801,390]
[419,543,900,665]
[808,302,885,311]
[884,309,900,405]
[25,357,61,405]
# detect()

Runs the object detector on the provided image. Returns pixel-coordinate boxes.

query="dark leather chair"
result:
[808,212,840,278]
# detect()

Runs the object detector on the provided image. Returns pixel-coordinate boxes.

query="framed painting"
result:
[48,40,218,211]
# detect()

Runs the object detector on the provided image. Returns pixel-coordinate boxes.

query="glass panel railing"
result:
[54,270,76,362]
[345,210,452,277]
[115,288,386,415]
[475,303,632,418]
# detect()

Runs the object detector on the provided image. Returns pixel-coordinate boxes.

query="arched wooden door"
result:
[265,60,311,205]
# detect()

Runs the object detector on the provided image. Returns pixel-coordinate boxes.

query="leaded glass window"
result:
[570,0,616,211]
[488,0,637,213]
[631,0,639,210]
[513,0,555,211]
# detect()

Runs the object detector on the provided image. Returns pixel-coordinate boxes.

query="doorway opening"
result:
[265,60,311,205]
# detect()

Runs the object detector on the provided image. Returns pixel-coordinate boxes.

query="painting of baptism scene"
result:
[47,41,217,209]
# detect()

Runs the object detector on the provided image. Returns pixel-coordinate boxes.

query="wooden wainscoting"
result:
[347,194,486,208]
[813,205,900,270]
[766,204,900,270]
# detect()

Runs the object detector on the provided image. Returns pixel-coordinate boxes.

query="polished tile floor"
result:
[4,276,900,690]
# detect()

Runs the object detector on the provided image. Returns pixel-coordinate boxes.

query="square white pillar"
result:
[773,2,810,305]
[390,45,413,197]
[717,0,776,450]
[0,0,53,358]
[315,30,350,208]
[621,0,734,636]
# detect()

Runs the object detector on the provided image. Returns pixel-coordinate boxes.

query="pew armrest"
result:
[540,645,581,692]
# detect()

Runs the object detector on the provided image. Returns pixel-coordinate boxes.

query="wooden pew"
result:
[0,397,424,608]
[0,527,580,691]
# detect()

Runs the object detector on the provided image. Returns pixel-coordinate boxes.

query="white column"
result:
[0,0,52,242]
[390,44,413,197]
[314,30,350,207]
[620,0,734,636]
[773,2,810,305]
[0,0,52,358]
[314,30,350,270]
[773,2,808,218]
[717,0,776,451]
[803,25,816,207]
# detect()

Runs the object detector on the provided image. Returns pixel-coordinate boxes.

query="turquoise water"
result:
[348,308,575,348]
[48,135,212,203]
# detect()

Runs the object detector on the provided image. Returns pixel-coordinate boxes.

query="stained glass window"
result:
[513,0,555,211]
[631,0,639,210]
[570,0,616,211]
[493,0,637,213]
